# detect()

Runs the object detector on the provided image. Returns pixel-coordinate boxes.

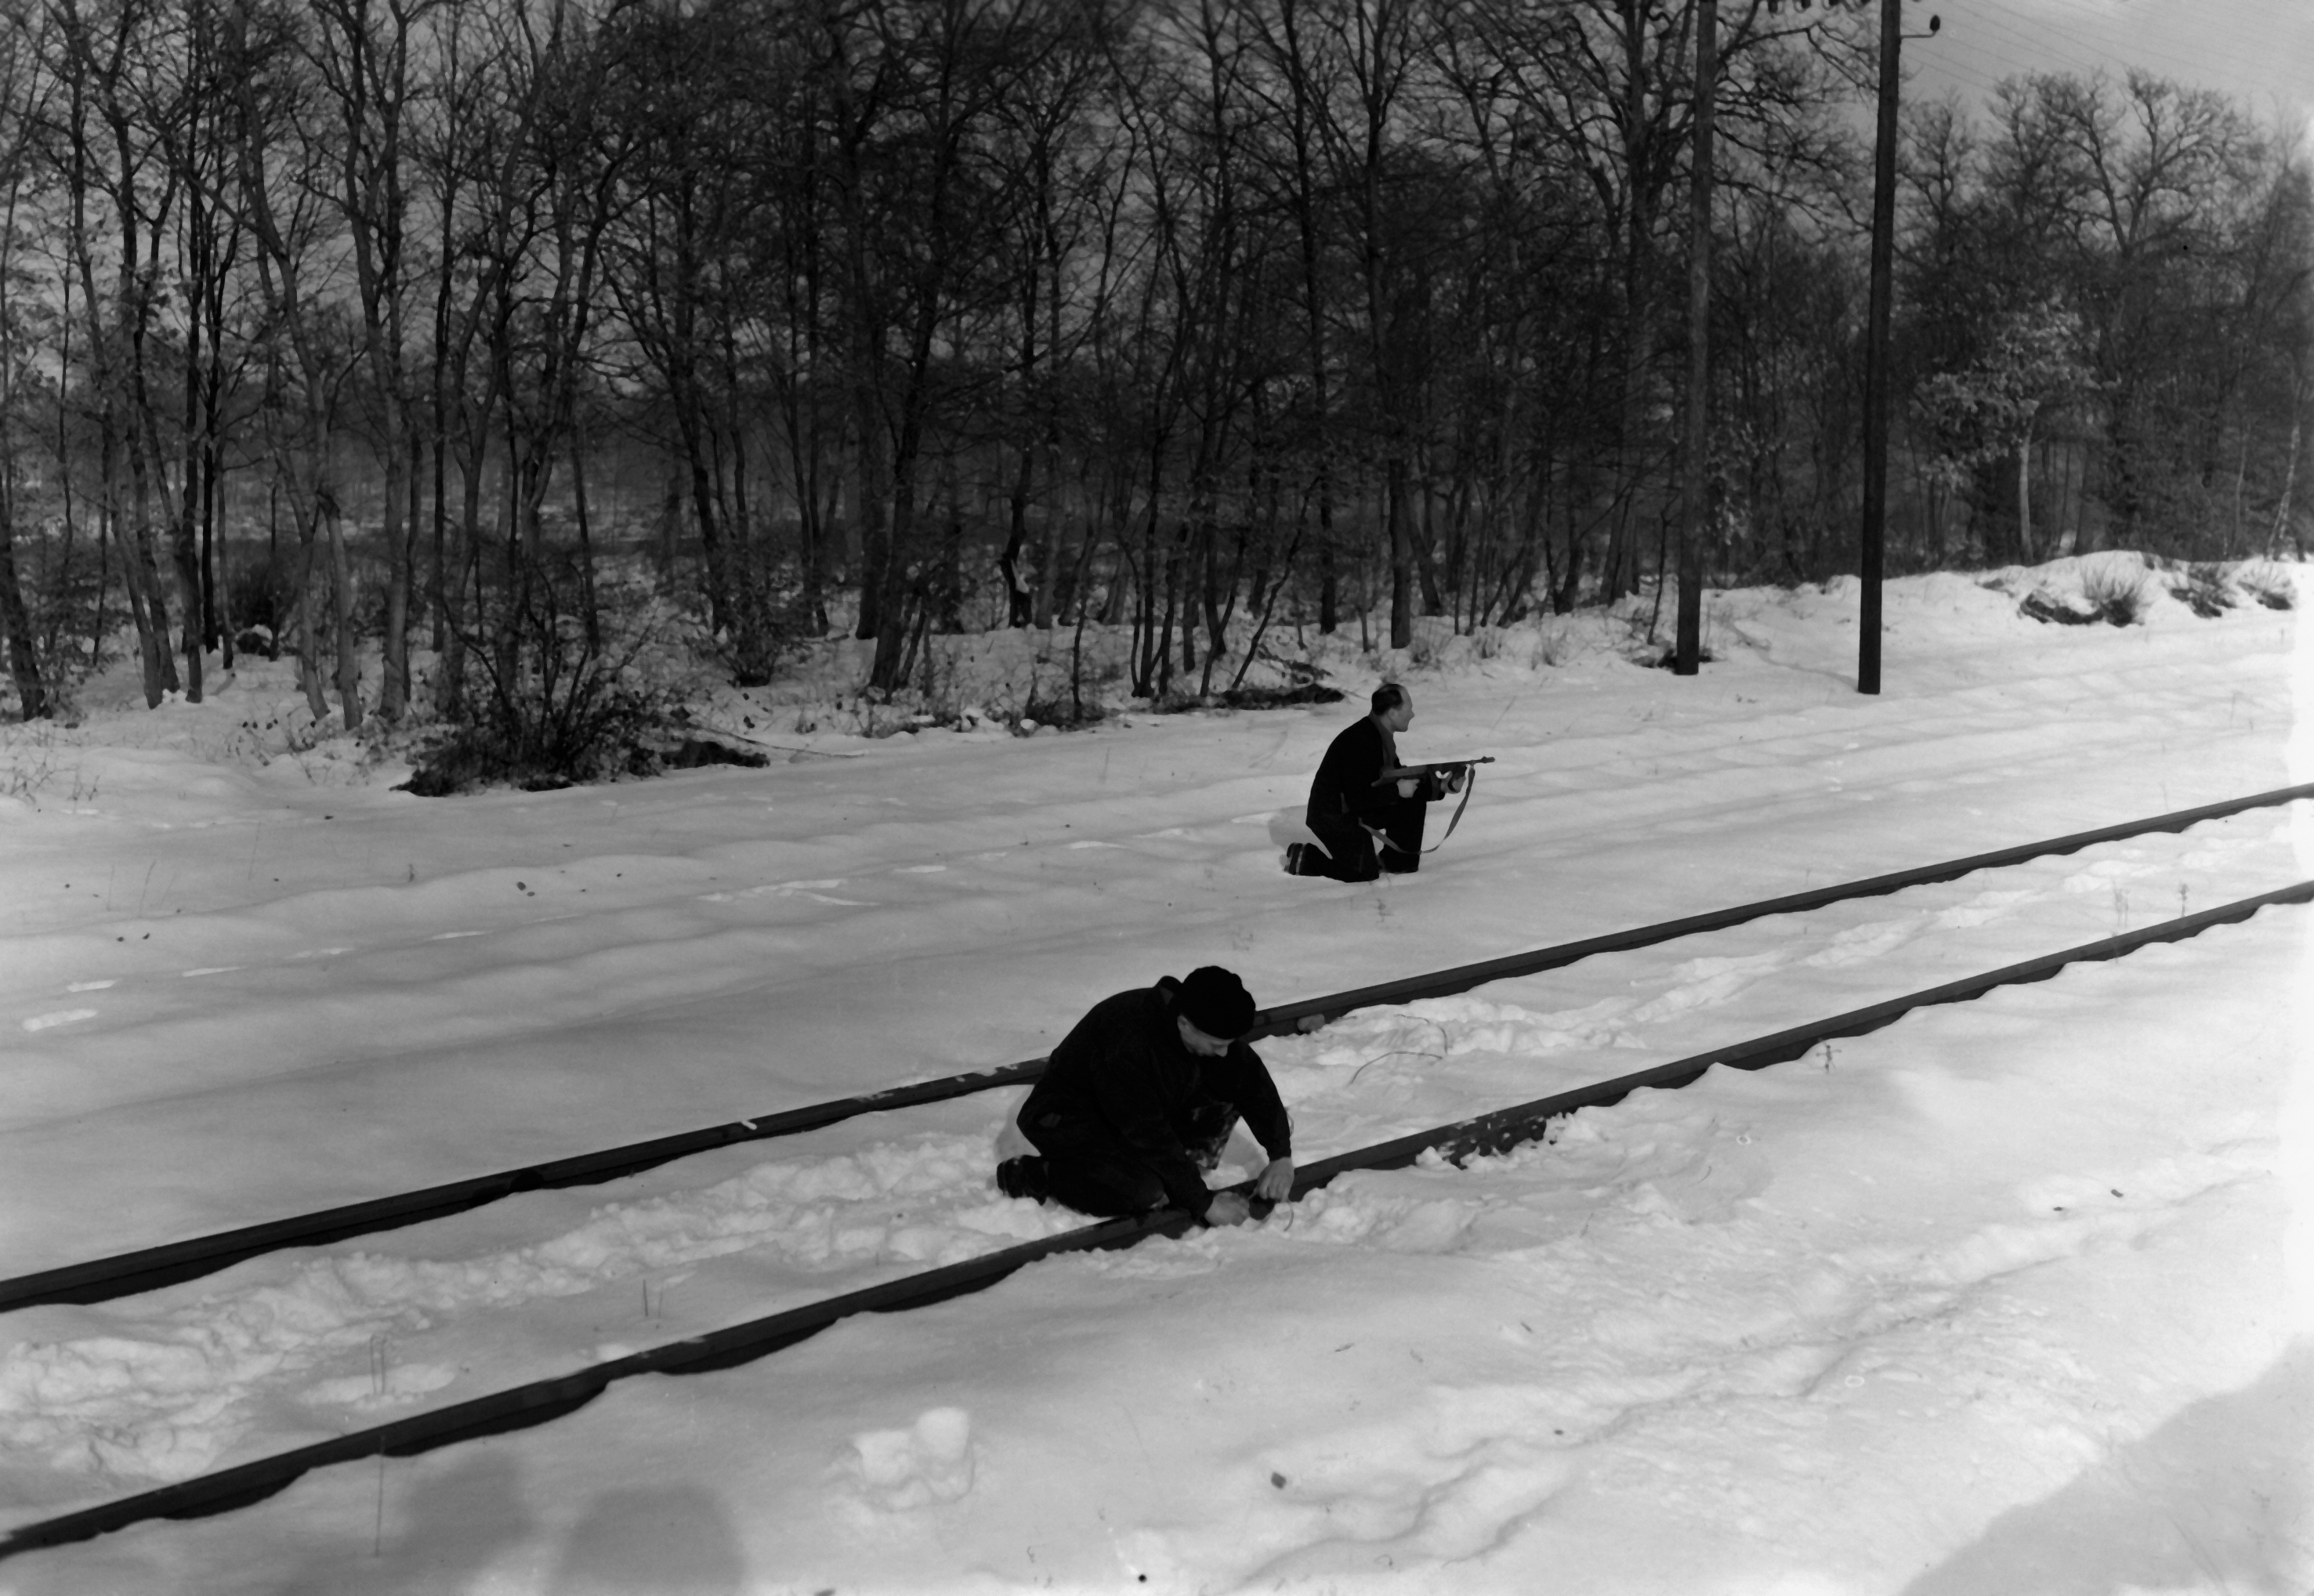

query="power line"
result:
[1893,0,2311,125]
[2029,0,2297,76]
[1961,1,2298,97]
[1952,7,2142,81]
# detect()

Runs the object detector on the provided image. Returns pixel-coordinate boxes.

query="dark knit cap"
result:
[1175,965,1257,1040]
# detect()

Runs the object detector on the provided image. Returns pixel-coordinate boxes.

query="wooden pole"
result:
[1676,0,1716,675]
[1858,0,1901,694]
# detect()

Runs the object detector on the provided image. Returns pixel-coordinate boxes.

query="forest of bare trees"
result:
[0,0,2306,755]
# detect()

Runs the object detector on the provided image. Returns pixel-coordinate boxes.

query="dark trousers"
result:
[1023,1105,1240,1218]
[1297,794,1429,881]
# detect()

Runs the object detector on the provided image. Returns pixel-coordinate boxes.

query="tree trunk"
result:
[1382,461,1412,650]
[321,490,361,732]
[0,498,47,720]
[1002,443,1036,628]
[866,455,919,689]
[2272,386,2302,557]
[852,393,891,641]
[1675,0,1715,675]
[379,433,411,722]
[122,516,168,707]
[214,467,234,670]
[170,502,204,702]
[572,420,601,653]
[2015,432,2033,562]
[292,519,330,723]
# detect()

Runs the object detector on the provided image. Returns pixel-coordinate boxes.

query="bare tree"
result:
[38,0,186,706]
[308,0,435,720]
[0,2,51,718]
[226,0,361,728]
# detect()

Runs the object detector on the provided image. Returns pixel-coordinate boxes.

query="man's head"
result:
[1371,682,1414,734]
[1174,965,1257,1056]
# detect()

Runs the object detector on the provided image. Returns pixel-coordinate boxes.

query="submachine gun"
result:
[1370,755,1494,849]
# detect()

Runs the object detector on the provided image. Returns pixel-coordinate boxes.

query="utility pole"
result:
[1856,0,1937,690]
[1856,0,1900,695]
[1675,0,1716,676]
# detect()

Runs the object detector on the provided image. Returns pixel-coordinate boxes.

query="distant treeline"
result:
[0,0,2306,726]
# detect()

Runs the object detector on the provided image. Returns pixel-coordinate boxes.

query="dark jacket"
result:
[1307,717,1402,829]
[1017,979,1292,1218]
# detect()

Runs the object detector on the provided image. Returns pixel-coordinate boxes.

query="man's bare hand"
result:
[1396,776,1419,798]
[1204,1192,1252,1226]
[1253,1156,1295,1203]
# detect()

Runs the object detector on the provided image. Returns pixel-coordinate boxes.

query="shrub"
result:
[226,551,288,658]
[2164,564,2234,618]
[400,556,693,794]
[2080,559,2149,625]
[706,545,817,686]
[1146,682,1344,713]
[1016,621,1128,729]
[2237,563,2296,610]
[1215,682,1344,709]
[2019,591,2095,625]
[1019,681,1110,729]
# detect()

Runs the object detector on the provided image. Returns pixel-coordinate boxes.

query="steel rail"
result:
[2,878,2305,1562]
[3,779,2308,1315]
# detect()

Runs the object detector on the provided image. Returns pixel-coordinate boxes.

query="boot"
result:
[997,1156,1050,1202]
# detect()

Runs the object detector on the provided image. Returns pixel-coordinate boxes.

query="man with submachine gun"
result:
[1286,683,1491,881]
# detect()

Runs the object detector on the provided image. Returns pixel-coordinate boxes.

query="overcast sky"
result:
[1904,0,2314,147]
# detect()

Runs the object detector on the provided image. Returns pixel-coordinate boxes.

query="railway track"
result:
[6,779,2309,1317]
[1,785,2309,1558]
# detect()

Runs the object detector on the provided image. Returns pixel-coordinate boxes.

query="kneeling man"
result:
[1289,683,1462,881]
[998,966,1294,1227]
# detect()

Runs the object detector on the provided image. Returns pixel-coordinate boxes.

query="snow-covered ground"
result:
[0,556,2308,1594]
